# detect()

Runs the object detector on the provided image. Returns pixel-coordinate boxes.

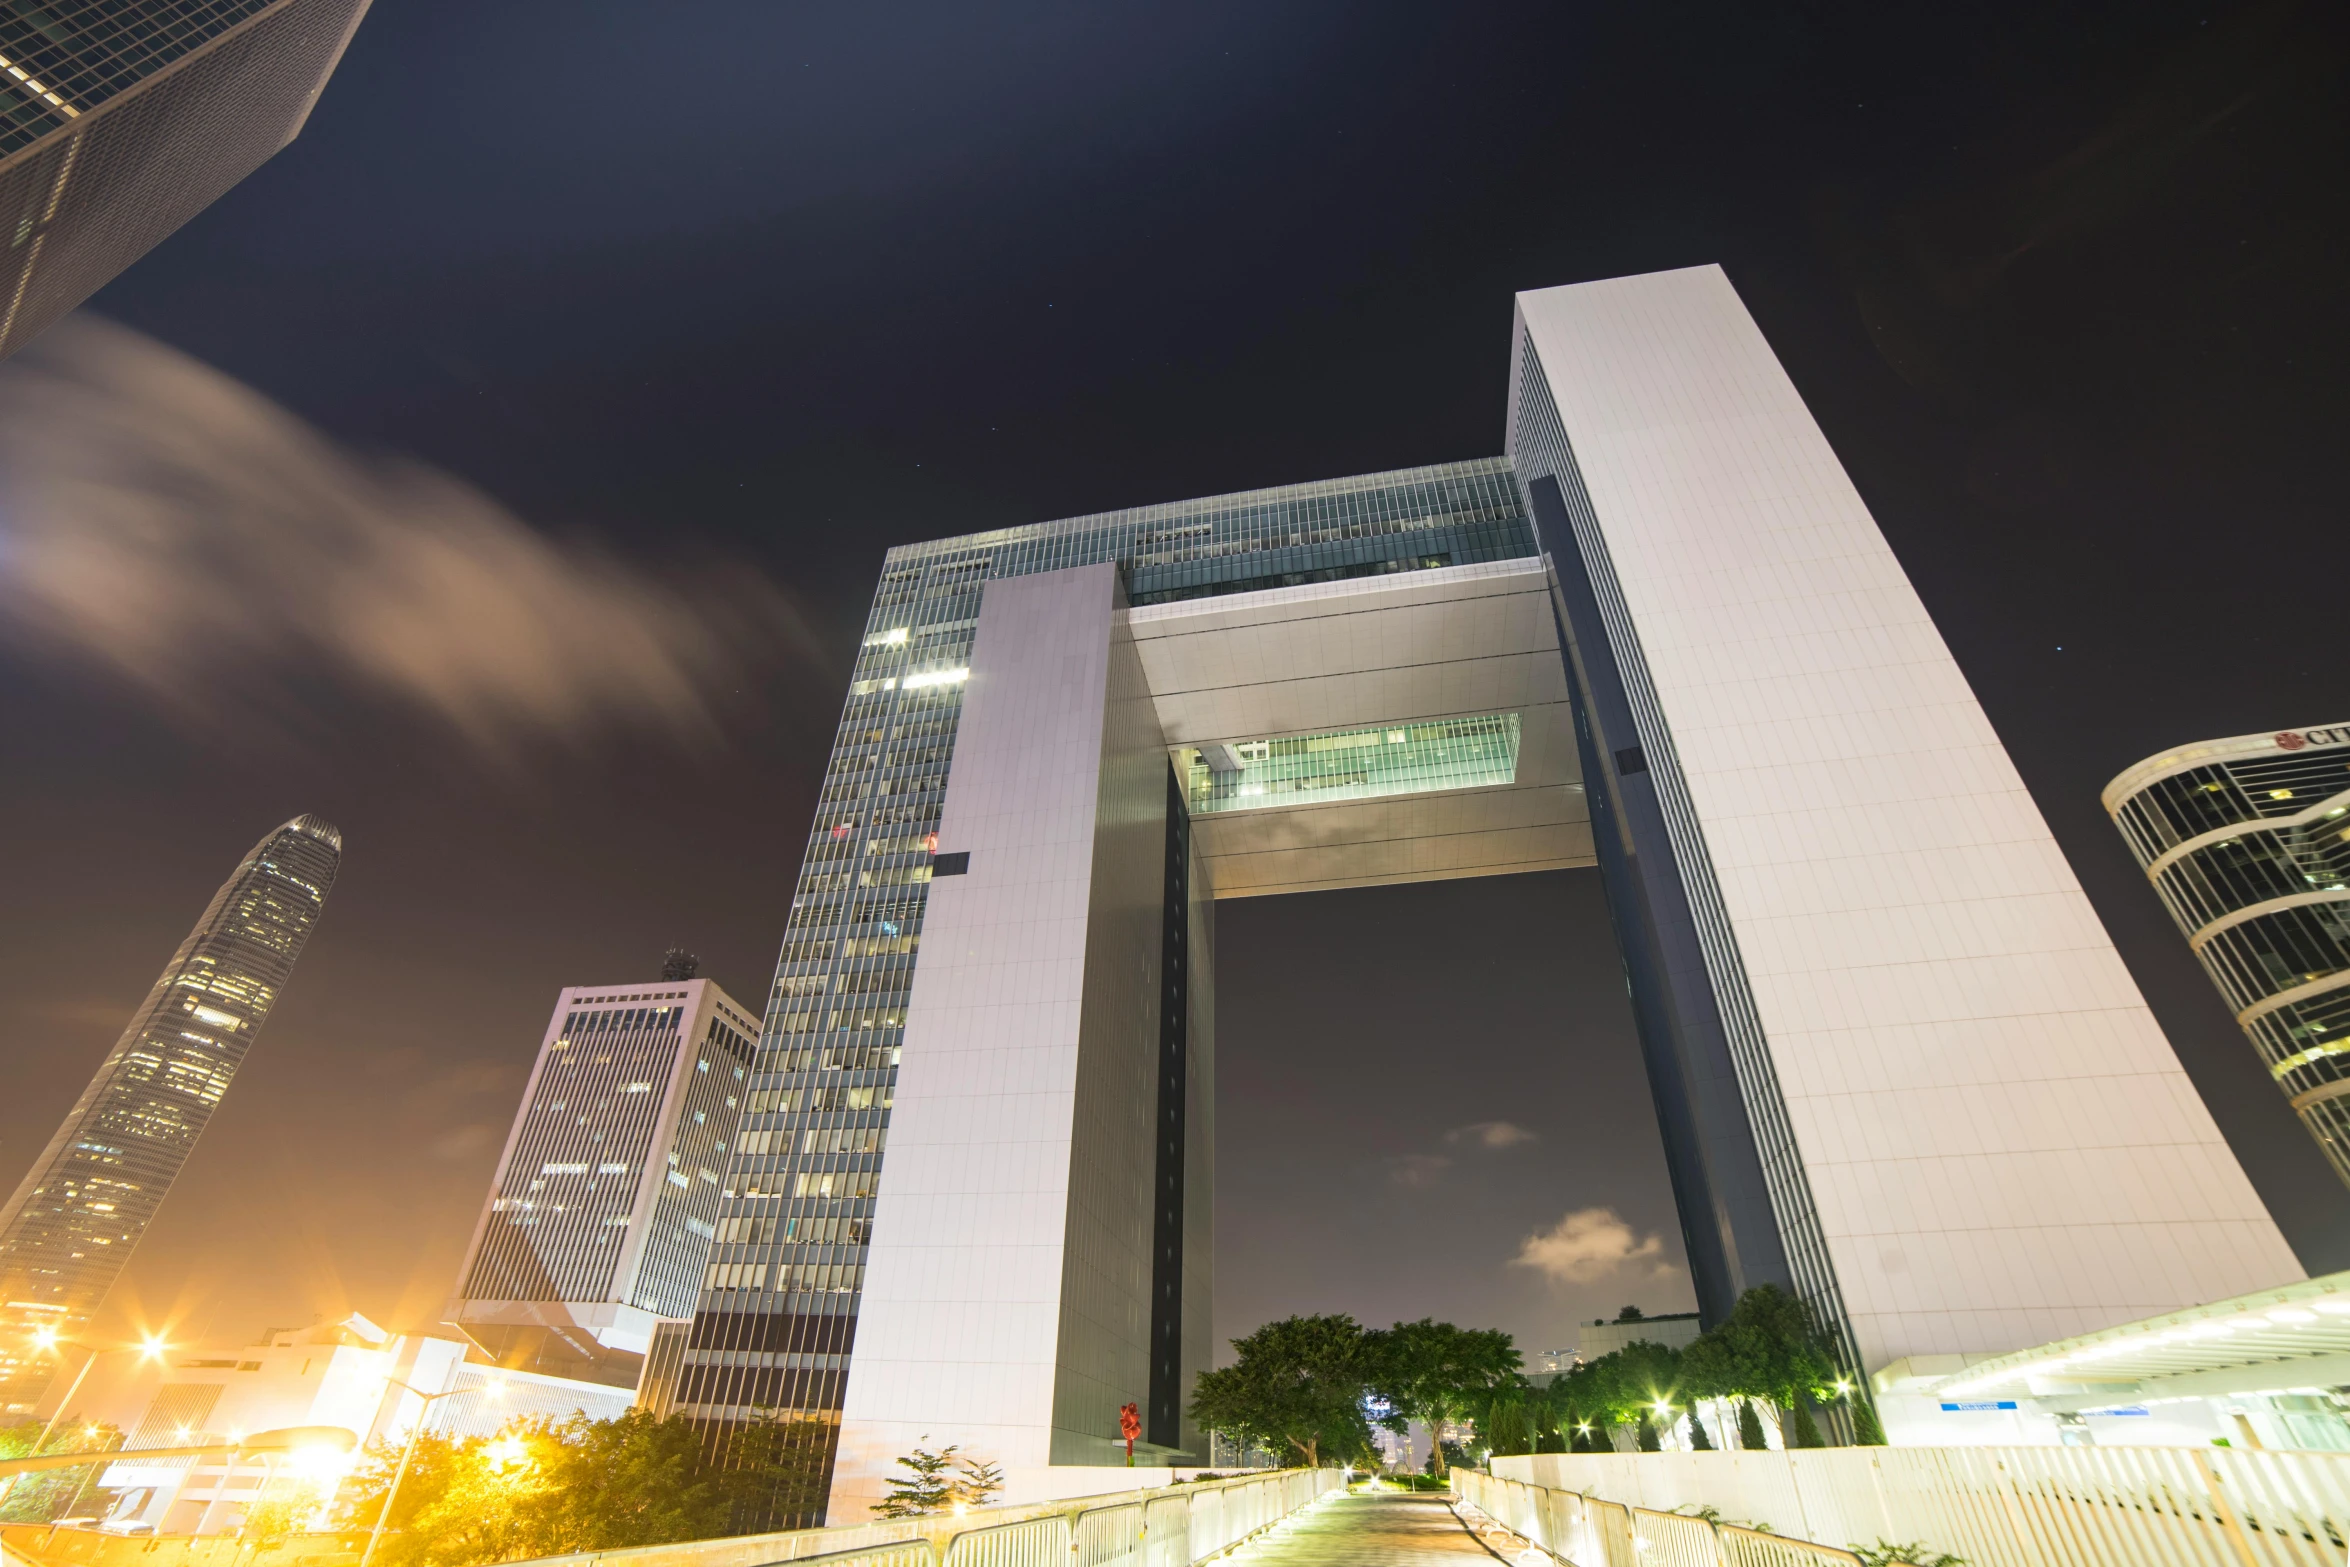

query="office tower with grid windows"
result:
[2106,723,2350,1185]
[0,813,340,1412]
[0,0,373,362]
[697,265,2300,1523]
[448,969,760,1389]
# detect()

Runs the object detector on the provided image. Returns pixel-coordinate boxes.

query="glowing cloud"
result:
[1511,1206,1669,1284]
[0,316,793,758]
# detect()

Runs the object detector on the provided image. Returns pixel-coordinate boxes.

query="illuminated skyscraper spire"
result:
[0,814,340,1409]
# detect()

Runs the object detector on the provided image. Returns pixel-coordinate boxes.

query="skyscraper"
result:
[2106,722,2350,1184]
[0,0,374,362]
[690,265,2297,1522]
[0,813,341,1410]
[447,964,759,1389]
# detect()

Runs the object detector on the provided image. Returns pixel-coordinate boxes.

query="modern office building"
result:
[447,962,760,1389]
[2105,723,2350,1185]
[0,0,373,361]
[693,265,2300,1522]
[0,814,341,1412]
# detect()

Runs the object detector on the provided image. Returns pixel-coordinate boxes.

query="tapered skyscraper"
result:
[0,814,340,1410]
[0,0,374,361]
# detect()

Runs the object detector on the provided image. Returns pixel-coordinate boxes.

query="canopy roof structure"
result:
[1932,1273,2350,1404]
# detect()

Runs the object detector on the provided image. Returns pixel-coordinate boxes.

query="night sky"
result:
[0,0,2345,1364]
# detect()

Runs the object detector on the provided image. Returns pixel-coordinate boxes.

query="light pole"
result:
[357,1377,502,1567]
[0,1330,167,1514]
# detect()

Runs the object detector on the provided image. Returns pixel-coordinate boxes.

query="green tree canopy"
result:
[1188,1314,1374,1470]
[1362,1318,1519,1475]
[340,1407,831,1565]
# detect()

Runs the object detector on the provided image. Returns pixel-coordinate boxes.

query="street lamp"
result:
[0,1330,166,1511]
[357,1377,504,1567]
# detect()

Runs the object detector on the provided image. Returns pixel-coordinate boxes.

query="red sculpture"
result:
[1119,1401,1141,1466]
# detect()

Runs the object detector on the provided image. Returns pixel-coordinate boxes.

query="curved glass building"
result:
[0,814,341,1410]
[2107,724,2350,1183]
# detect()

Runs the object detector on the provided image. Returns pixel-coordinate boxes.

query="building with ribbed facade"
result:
[694,266,2301,1522]
[447,966,759,1389]
[2107,723,2350,1184]
[0,0,373,361]
[0,813,341,1411]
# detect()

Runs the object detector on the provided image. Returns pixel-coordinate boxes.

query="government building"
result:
[682,266,2302,1521]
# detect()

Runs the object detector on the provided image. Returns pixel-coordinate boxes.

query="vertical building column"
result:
[829,564,1180,1518]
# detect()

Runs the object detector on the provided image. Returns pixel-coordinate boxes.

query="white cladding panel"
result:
[1513,266,2300,1368]
[830,564,1182,1518]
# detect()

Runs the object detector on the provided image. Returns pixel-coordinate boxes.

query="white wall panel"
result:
[1514,265,2300,1370]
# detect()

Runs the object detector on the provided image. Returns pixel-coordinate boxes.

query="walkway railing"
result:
[509,1468,1341,1567]
[1467,1444,2350,1566]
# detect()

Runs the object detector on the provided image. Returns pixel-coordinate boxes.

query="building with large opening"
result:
[686,265,2302,1522]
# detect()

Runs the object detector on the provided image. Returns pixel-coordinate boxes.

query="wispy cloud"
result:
[1385,1153,1452,1189]
[1511,1206,1670,1284]
[0,315,802,759]
[1447,1120,1538,1150]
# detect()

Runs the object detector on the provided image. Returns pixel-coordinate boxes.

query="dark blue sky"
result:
[0,0,2344,1355]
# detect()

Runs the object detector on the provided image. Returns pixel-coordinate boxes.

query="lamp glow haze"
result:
[0,315,794,757]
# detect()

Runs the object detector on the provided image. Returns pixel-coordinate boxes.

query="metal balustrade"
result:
[1716,1526,1860,1567]
[1463,1444,2350,1567]
[505,1468,1340,1567]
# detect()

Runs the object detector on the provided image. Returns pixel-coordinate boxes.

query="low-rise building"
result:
[41,1314,631,1534]
[1575,1313,1701,1362]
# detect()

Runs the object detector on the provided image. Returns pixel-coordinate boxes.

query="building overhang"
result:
[1127,557,1591,898]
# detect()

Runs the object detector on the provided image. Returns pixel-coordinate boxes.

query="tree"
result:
[1850,1393,1889,1447]
[0,1419,122,1523]
[1189,1315,1373,1470]
[1684,1286,1839,1447]
[340,1408,825,1564]
[953,1455,1004,1508]
[874,1445,962,1518]
[1480,1390,1536,1458]
[721,1409,835,1530]
[1362,1318,1520,1477]
[1736,1400,1769,1451]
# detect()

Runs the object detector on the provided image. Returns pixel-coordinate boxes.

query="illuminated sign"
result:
[2275,726,2350,751]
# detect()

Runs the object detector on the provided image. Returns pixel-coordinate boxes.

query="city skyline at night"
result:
[0,0,2339,1468]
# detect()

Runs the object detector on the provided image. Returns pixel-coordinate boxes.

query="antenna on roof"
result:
[661,948,699,982]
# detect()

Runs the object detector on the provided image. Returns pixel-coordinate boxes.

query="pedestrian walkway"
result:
[1231,1488,1495,1565]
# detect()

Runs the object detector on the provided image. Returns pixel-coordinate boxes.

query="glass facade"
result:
[457,991,758,1328]
[0,0,370,360]
[0,814,340,1411]
[2109,734,2350,1185]
[1178,712,1521,815]
[0,0,284,155]
[684,459,1534,1519]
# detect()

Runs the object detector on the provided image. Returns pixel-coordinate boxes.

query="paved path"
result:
[1231,1490,1493,1566]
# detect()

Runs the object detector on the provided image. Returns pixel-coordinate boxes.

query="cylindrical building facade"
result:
[2106,724,2350,1184]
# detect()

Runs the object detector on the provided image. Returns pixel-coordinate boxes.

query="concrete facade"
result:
[828,567,1213,1516]
[1509,264,2300,1376]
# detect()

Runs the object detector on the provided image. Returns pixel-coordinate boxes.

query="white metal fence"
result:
[508,1468,1340,1567]
[1470,1444,2350,1566]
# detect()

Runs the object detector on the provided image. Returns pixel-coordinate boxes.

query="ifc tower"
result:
[0,814,341,1410]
